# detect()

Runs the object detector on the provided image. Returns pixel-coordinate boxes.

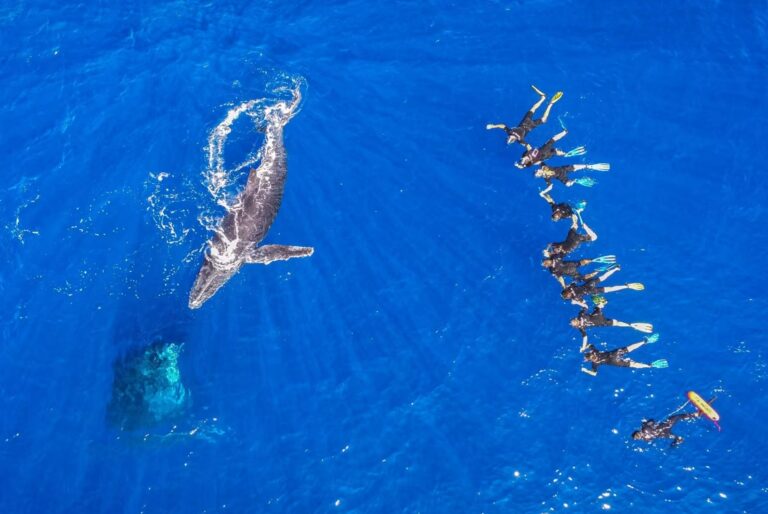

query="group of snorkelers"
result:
[488,86,712,447]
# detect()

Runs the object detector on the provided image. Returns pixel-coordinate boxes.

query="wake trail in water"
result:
[146,73,305,244]
[203,75,305,214]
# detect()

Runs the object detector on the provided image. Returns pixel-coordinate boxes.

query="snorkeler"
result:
[561,264,645,308]
[534,162,610,188]
[631,399,715,447]
[580,333,667,376]
[570,304,653,335]
[539,183,586,224]
[515,129,586,169]
[486,85,563,146]
[543,214,598,259]
[542,254,617,288]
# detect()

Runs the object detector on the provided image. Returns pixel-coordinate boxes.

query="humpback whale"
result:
[188,90,313,309]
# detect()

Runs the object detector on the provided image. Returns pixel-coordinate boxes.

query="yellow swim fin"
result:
[627,283,645,291]
[551,91,564,103]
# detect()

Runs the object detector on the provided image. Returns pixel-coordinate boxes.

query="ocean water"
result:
[2,1,767,512]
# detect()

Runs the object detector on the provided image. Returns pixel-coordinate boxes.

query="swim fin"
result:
[531,84,545,96]
[565,146,587,158]
[592,295,608,307]
[631,322,654,334]
[644,333,660,344]
[574,200,587,212]
[651,359,669,369]
[592,255,616,264]
[627,282,645,291]
[573,177,597,187]
[587,163,610,171]
[551,91,563,103]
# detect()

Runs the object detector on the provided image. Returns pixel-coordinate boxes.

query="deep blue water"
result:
[2,1,768,512]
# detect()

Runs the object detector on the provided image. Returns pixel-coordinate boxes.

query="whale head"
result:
[188,255,241,309]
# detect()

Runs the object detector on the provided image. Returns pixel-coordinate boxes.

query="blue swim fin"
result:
[564,146,587,158]
[644,333,660,344]
[573,177,597,187]
[592,255,616,264]
[651,359,668,369]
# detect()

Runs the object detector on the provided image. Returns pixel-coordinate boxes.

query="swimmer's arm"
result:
[486,123,508,130]
[580,334,589,352]
[552,129,568,142]
[571,298,588,308]
[582,221,598,242]
[539,184,555,204]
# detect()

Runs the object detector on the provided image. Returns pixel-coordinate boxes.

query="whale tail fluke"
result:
[246,244,314,265]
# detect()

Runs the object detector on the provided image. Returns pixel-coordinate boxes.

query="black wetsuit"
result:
[550,202,574,221]
[633,413,700,447]
[546,257,589,281]
[505,111,541,145]
[520,137,559,168]
[564,277,604,301]
[544,164,577,185]
[583,344,632,373]
[547,228,592,257]
[572,306,612,335]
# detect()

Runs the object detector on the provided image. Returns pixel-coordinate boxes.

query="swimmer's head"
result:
[569,318,580,328]
[561,287,575,300]
[551,204,570,221]
[631,431,642,440]
[543,246,552,258]
[535,165,554,179]
[541,258,553,268]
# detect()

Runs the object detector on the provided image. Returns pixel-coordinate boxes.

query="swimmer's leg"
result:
[619,321,654,333]
[597,265,621,283]
[539,92,563,123]
[530,85,547,114]
[669,412,699,425]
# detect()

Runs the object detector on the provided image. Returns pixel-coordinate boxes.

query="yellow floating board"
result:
[687,390,719,422]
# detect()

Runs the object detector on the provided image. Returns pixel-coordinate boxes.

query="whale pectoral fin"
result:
[246,244,314,265]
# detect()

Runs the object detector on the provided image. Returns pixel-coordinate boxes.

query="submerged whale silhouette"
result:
[188,90,313,309]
